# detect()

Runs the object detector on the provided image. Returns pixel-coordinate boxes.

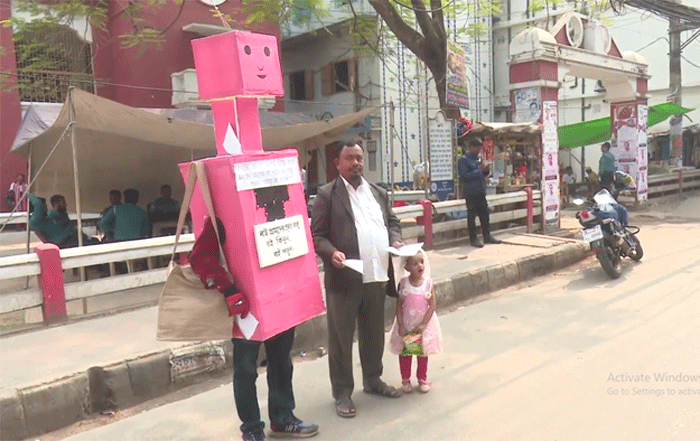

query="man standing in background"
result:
[458,138,502,248]
[599,141,617,191]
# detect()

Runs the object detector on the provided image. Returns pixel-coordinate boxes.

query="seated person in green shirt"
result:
[27,193,95,248]
[101,188,150,241]
[99,189,122,242]
[148,184,180,222]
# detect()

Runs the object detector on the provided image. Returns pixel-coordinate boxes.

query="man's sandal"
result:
[363,382,401,398]
[335,396,356,418]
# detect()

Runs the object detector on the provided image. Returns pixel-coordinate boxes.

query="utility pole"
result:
[668,12,683,167]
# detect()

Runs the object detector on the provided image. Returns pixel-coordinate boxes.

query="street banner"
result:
[610,101,638,180]
[541,101,560,232]
[513,87,541,124]
[446,40,469,109]
[637,104,649,201]
[428,111,454,201]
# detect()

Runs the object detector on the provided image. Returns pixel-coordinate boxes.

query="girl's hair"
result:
[404,252,422,267]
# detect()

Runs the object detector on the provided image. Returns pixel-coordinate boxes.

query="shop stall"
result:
[458,121,542,194]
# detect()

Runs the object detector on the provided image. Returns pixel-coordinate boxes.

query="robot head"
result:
[192,30,284,100]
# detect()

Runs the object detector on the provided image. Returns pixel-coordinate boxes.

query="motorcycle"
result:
[573,176,643,279]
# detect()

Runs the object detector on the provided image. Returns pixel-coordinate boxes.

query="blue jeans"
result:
[594,203,628,226]
[233,327,296,433]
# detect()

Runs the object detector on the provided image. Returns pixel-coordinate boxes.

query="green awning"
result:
[558,102,694,149]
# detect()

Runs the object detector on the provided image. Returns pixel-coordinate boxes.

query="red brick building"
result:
[1,0,279,211]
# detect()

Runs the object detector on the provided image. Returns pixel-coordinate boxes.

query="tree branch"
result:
[409,0,440,44]
[430,0,446,38]
[367,0,426,57]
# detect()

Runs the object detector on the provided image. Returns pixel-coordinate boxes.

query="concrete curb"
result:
[0,241,590,440]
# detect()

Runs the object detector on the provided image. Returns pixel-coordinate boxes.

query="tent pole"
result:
[68,87,86,281]
[24,143,33,290]
[25,142,32,255]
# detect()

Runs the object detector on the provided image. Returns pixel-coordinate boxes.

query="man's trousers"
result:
[325,281,385,399]
[464,192,491,240]
[233,327,295,432]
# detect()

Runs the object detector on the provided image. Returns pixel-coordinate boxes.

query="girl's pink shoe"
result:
[401,381,413,394]
[418,380,431,393]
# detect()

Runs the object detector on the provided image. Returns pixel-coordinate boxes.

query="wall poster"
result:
[541,100,559,232]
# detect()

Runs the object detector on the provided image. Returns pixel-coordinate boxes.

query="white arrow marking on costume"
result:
[223,123,243,155]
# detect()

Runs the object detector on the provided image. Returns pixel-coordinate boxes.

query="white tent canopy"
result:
[11,89,379,213]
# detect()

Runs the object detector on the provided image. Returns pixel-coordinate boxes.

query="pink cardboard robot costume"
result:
[185,30,323,440]
[184,30,325,342]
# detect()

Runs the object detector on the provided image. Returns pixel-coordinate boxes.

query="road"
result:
[45,213,700,441]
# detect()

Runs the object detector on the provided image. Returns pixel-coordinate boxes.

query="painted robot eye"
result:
[244,45,252,55]
[264,47,270,56]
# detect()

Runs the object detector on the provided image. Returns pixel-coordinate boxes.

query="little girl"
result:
[388,250,443,393]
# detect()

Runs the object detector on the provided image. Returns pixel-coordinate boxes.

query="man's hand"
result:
[224,287,249,318]
[331,250,346,269]
[392,241,404,249]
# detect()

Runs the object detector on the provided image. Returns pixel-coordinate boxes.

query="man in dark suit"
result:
[311,141,404,419]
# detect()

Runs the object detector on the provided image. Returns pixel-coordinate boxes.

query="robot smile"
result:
[258,74,266,79]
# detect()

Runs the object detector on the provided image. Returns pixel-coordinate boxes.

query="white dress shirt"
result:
[342,176,390,283]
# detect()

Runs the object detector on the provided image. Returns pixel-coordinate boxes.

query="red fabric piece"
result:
[189,216,234,293]
[225,292,250,318]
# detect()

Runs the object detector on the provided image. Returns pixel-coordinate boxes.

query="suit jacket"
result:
[311,177,401,294]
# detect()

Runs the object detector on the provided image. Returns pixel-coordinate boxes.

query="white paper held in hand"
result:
[343,259,364,274]
[236,312,259,340]
[386,242,424,257]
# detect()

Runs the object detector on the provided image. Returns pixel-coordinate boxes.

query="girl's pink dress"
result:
[388,276,443,355]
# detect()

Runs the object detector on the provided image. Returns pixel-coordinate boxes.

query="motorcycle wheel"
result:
[597,245,622,279]
[628,234,643,261]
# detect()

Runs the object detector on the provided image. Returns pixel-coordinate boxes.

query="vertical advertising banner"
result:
[428,112,455,201]
[446,40,469,109]
[513,87,541,124]
[541,101,559,231]
[637,104,649,201]
[610,102,638,180]
[482,139,495,161]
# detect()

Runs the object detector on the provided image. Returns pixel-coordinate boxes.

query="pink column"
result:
[35,243,67,322]
[416,200,434,247]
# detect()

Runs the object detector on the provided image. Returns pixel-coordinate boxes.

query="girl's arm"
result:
[416,284,436,333]
[396,282,407,336]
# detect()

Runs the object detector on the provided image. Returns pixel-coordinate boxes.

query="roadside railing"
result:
[0,190,540,325]
[647,169,700,198]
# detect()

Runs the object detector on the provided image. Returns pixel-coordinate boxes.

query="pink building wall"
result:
[1,3,25,211]
[92,0,280,108]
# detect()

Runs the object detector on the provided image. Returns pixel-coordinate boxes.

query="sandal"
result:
[418,381,431,393]
[401,381,413,394]
[335,396,356,418]
[363,382,401,398]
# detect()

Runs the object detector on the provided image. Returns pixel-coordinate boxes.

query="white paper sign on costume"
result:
[254,215,308,268]
[234,157,301,191]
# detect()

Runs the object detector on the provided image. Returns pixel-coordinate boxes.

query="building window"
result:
[366,140,377,172]
[322,59,357,95]
[289,70,314,101]
[13,23,94,103]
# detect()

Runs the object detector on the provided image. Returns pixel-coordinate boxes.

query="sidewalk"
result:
[0,231,589,440]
